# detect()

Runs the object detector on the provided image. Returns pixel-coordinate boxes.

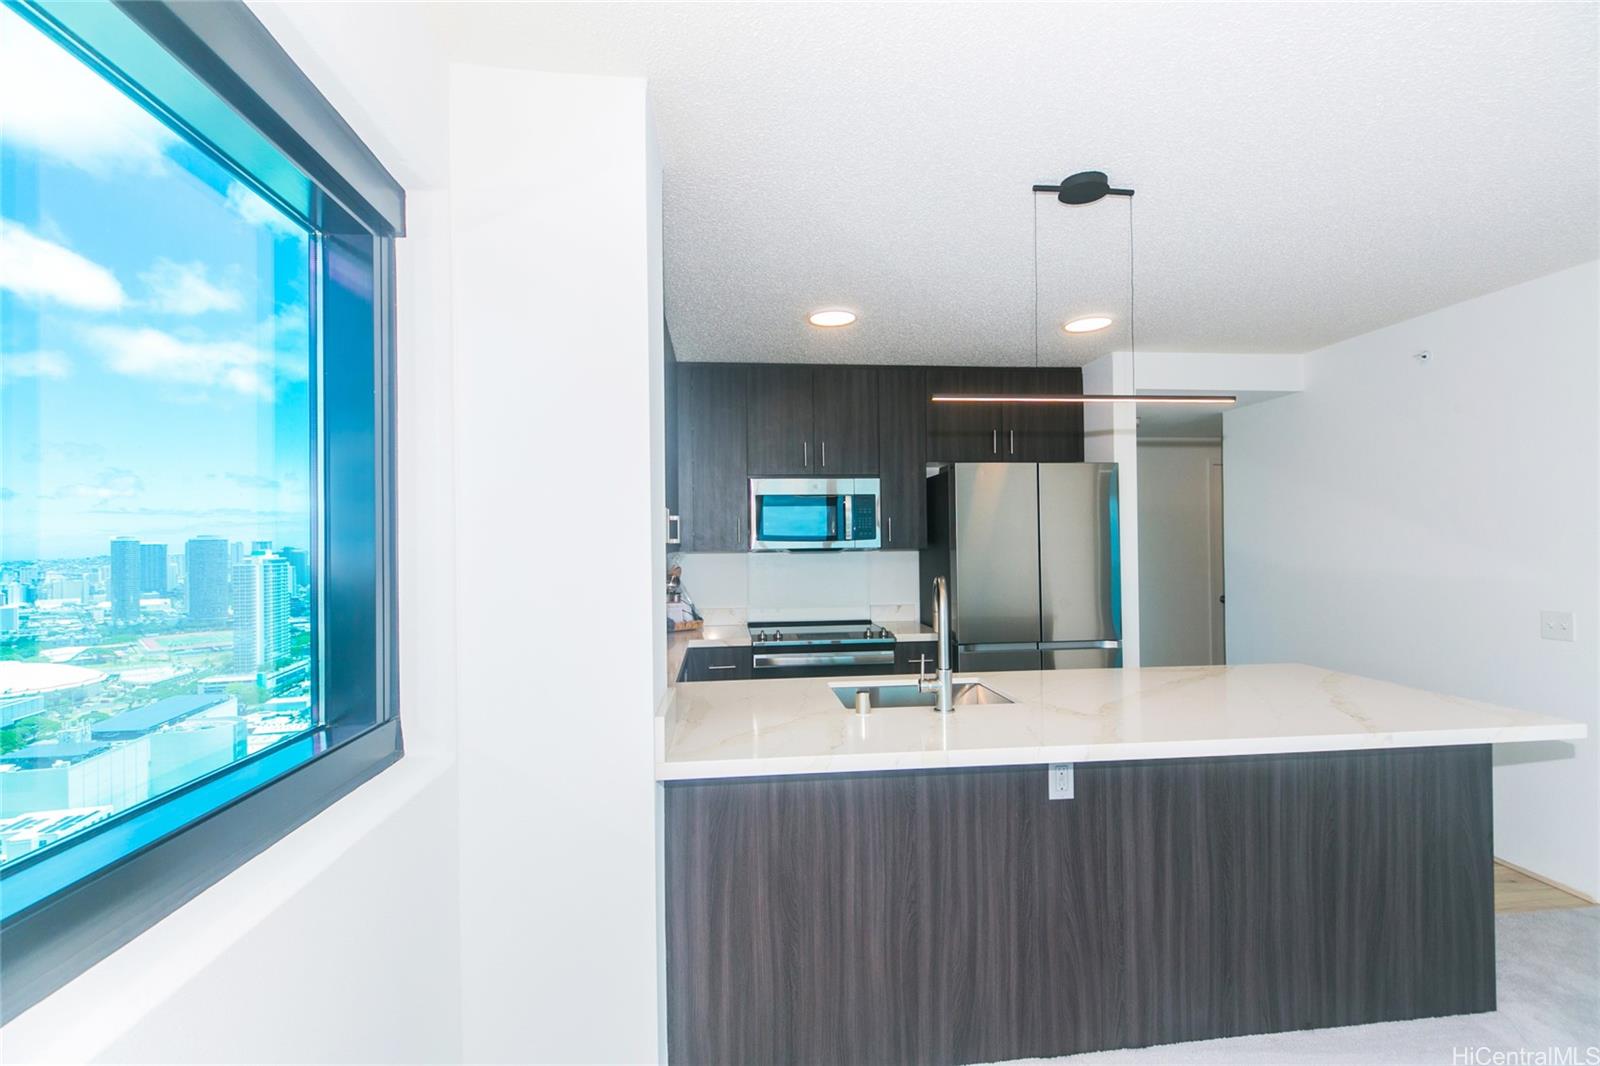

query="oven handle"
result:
[753,650,896,670]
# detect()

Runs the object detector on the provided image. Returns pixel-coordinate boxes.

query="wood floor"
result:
[1493,861,1594,913]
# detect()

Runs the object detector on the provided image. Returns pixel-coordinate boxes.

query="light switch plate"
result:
[1048,763,1074,800]
[1541,610,1576,642]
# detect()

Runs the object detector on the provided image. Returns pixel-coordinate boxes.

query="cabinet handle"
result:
[993,429,998,454]
[821,441,826,467]
[804,440,809,468]
[887,516,893,543]
[1010,429,1015,455]
[666,512,681,545]
[706,664,738,671]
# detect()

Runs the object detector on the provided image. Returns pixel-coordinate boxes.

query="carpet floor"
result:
[1013,908,1600,1065]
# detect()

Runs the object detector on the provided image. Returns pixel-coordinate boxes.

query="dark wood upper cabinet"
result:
[745,365,814,476]
[1006,367,1085,461]
[747,366,878,477]
[925,367,1009,462]
[677,363,748,552]
[672,362,1084,555]
[876,366,927,549]
[812,367,877,475]
[927,366,1084,463]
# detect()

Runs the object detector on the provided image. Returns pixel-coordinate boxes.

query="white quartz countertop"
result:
[656,663,1586,781]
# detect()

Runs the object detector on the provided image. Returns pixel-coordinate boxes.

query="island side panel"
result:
[663,746,1494,1066]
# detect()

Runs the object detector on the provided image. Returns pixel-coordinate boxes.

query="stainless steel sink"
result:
[829,679,1014,710]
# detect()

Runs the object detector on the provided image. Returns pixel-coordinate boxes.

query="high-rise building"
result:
[185,536,231,626]
[139,543,168,594]
[279,546,310,589]
[230,551,292,672]
[109,537,141,623]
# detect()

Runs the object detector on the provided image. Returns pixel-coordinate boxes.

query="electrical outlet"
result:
[1048,763,1075,800]
[1541,610,1576,642]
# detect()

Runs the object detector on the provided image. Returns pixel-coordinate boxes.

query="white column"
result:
[450,65,663,1063]
[1083,352,1140,667]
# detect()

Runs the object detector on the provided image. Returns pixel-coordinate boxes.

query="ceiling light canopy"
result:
[1062,315,1113,334]
[1032,170,1136,205]
[807,309,856,328]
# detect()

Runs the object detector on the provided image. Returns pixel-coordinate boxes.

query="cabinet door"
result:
[746,365,815,476]
[679,644,753,682]
[677,363,749,552]
[812,366,878,475]
[925,367,1007,462]
[1004,367,1085,462]
[894,640,937,675]
[876,366,927,549]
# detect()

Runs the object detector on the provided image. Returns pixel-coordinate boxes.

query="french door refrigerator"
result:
[920,463,1121,671]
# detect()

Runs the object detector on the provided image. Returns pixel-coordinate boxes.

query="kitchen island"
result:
[657,664,1584,1065]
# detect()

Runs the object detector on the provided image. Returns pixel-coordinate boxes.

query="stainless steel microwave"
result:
[748,477,882,551]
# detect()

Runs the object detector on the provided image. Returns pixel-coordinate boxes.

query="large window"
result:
[0,0,401,1020]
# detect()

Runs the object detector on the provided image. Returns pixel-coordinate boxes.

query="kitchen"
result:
[654,232,1586,1058]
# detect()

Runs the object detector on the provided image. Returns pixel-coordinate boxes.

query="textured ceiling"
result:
[432,2,1598,365]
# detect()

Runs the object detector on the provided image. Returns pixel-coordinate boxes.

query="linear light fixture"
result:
[935,170,1237,408]
[931,394,1237,406]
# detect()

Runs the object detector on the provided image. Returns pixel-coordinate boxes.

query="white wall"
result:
[1224,260,1600,898]
[449,65,662,1063]
[1137,440,1222,667]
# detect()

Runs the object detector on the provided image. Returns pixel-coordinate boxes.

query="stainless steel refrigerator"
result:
[920,463,1121,671]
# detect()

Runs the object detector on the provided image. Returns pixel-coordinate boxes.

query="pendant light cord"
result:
[1032,190,1040,369]
[1128,192,1135,390]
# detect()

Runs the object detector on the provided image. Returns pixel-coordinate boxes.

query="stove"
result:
[749,621,893,647]
[747,620,896,677]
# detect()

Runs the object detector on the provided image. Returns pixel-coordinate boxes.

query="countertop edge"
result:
[655,722,1587,782]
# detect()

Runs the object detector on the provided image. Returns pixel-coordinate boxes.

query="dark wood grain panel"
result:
[812,366,878,475]
[676,364,748,552]
[676,645,753,682]
[665,746,1494,1065]
[876,366,927,549]
[925,367,1007,462]
[746,365,815,476]
[1006,367,1084,461]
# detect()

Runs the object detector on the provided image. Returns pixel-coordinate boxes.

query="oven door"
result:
[749,478,880,551]
[750,647,897,678]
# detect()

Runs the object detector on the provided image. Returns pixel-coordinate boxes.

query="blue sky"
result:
[0,5,312,561]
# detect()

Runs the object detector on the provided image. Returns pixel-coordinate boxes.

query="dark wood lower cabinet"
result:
[664,746,1494,1065]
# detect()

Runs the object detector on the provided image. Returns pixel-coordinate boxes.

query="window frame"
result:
[0,0,404,1022]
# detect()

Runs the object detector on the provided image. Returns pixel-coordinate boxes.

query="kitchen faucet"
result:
[918,575,955,713]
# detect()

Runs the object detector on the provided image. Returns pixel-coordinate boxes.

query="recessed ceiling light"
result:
[1062,315,1113,334]
[807,309,857,328]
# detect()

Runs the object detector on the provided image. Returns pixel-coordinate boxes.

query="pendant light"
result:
[930,171,1236,408]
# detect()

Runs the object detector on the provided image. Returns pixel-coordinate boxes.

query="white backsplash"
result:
[674,551,921,623]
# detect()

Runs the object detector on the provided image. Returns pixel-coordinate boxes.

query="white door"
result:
[1208,461,1226,664]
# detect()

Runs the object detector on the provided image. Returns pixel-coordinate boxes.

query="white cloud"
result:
[225,183,303,236]
[140,259,243,315]
[85,324,274,398]
[50,467,144,502]
[0,220,126,311]
[0,5,177,174]
[1,350,71,379]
